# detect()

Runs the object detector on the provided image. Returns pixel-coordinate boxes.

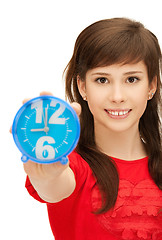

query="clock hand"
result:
[31,128,45,132]
[45,106,48,127]
[31,127,49,133]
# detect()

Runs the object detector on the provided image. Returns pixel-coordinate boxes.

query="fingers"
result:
[10,93,80,136]
[23,158,69,179]
[22,98,31,104]
[40,92,82,117]
[22,92,53,105]
[10,98,31,134]
[70,102,81,117]
[40,91,53,96]
[9,126,12,134]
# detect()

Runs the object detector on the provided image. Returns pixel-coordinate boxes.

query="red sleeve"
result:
[25,151,91,203]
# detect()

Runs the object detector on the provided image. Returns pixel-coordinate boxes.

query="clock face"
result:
[12,96,80,164]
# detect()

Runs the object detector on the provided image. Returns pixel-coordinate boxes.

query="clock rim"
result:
[12,95,80,164]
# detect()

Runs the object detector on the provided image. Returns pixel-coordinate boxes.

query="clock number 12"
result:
[31,100,66,124]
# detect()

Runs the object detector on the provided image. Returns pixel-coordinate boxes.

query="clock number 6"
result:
[31,100,65,124]
[35,136,55,160]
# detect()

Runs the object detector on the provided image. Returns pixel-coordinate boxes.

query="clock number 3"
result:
[31,100,66,124]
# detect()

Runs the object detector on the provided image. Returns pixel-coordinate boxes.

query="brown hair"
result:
[64,18,162,214]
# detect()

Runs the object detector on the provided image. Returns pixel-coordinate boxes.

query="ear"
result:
[77,75,87,100]
[148,76,157,100]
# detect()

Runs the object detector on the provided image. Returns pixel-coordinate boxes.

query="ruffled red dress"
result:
[26,151,162,240]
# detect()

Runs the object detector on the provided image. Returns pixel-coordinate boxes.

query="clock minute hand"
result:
[45,106,48,127]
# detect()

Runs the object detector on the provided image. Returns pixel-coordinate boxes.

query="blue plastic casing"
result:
[12,96,80,164]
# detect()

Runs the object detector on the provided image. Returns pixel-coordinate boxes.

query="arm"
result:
[24,160,76,203]
[11,92,81,203]
[23,93,81,203]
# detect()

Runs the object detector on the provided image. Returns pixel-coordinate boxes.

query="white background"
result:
[0,0,162,239]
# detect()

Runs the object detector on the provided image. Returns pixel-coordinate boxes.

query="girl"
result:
[25,18,162,240]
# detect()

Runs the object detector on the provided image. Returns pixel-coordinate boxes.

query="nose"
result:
[109,84,126,104]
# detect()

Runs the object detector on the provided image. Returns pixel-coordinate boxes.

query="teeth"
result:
[119,111,123,116]
[108,110,129,116]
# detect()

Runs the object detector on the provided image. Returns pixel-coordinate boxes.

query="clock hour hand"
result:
[31,128,44,132]
[31,127,49,133]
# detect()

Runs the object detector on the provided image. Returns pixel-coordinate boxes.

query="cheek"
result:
[131,82,149,104]
[87,96,99,115]
[86,90,103,115]
[133,91,149,116]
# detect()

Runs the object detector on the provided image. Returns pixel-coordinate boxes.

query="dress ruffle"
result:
[91,179,162,240]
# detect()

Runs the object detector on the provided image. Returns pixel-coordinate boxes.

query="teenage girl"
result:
[24,18,162,240]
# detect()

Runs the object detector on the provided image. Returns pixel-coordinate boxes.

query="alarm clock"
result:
[12,95,80,164]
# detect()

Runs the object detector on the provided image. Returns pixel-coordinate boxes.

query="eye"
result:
[127,76,139,83]
[96,77,108,84]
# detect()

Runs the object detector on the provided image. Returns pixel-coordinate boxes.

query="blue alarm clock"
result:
[12,96,80,164]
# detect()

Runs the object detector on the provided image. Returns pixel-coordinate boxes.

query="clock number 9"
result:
[31,100,66,124]
[35,136,55,160]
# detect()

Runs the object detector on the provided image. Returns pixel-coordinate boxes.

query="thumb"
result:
[70,102,81,117]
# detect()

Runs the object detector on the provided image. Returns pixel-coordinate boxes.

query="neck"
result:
[95,125,147,161]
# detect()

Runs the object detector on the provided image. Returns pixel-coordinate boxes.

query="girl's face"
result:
[78,61,157,134]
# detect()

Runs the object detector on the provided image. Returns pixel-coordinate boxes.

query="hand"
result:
[10,90,81,167]
[70,102,81,117]
[24,97,81,178]
[9,91,53,134]
[11,91,80,202]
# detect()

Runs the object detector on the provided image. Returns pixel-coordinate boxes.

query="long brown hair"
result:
[64,18,162,214]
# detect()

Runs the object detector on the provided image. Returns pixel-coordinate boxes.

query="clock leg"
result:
[21,155,29,163]
[60,157,68,165]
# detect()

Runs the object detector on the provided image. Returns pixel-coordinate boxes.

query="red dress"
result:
[26,151,162,240]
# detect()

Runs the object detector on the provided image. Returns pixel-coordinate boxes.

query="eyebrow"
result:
[92,71,143,76]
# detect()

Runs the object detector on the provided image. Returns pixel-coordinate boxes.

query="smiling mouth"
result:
[105,109,132,118]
